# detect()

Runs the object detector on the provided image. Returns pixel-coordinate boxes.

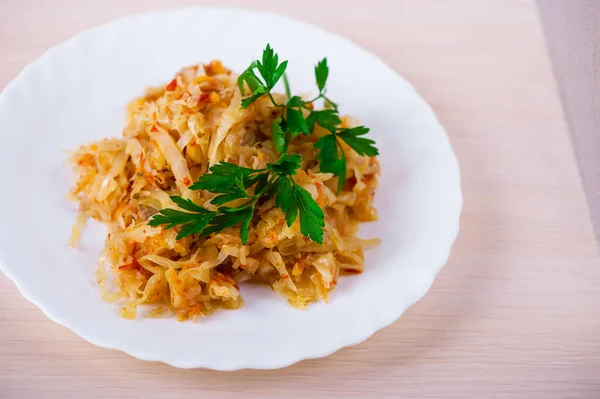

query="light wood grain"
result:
[1,0,599,398]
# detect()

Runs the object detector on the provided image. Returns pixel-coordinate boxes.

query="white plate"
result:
[0,7,461,370]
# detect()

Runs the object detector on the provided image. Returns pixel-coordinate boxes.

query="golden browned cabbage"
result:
[68,60,379,320]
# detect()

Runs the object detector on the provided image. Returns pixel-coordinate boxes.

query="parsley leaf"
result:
[241,86,266,108]
[268,153,302,175]
[239,209,253,244]
[200,206,254,244]
[307,109,341,132]
[296,184,325,243]
[190,162,271,208]
[210,193,244,206]
[287,96,305,108]
[148,208,203,230]
[190,162,255,192]
[176,213,214,239]
[246,172,269,194]
[239,45,288,108]
[286,107,310,137]
[271,61,288,90]
[170,196,209,213]
[274,177,298,226]
[274,176,324,243]
[237,61,261,95]
[315,134,346,191]
[256,44,288,90]
[338,126,379,157]
[148,198,215,239]
[315,58,329,93]
[271,117,286,153]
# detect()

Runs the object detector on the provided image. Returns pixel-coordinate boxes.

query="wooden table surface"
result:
[2,0,600,398]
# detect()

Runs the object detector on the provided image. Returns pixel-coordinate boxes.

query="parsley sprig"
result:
[237,45,378,190]
[149,45,377,244]
[149,155,324,244]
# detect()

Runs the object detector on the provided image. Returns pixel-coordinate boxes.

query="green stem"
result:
[267,91,284,108]
[306,93,324,104]
[323,96,338,111]
[283,73,292,99]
